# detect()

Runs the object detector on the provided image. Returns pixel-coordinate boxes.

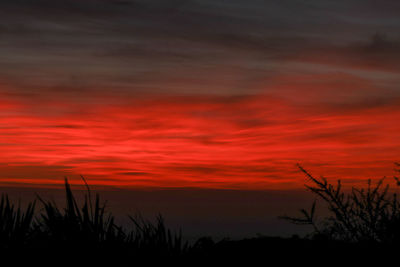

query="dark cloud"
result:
[0,0,399,100]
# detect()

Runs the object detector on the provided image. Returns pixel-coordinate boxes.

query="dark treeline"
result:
[1,166,400,265]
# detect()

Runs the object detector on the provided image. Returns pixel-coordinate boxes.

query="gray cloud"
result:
[0,0,399,102]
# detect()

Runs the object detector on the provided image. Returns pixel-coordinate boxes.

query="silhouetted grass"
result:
[128,214,188,257]
[0,195,35,248]
[1,169,399,265]
[36,178,126,247]
[0,177,188,265]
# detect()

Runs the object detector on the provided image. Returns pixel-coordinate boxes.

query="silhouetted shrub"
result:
[282,163,400,243]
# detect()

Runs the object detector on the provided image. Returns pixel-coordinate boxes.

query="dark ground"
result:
[0,236,394,266]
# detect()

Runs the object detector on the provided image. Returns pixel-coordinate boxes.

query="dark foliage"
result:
[0,195,35,247]
[36,178,126,247]
[1,169,399,265]
[128,214,188,257]
[281,163,400,243]
[0,177,187,265]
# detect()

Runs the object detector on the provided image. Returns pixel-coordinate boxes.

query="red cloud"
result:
[0,80,399,189]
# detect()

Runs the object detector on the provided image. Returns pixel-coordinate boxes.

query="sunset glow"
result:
[1,77,400,189]
[0,1,399,189]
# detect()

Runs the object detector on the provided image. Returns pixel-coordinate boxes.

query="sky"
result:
[1,0,400,190]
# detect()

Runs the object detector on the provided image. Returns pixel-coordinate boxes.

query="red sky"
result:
[0,1,400,189]
[1,72,400,189]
